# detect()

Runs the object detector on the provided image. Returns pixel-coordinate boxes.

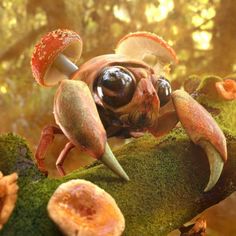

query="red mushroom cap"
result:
[31,29,83,87]
[115,32,178,74]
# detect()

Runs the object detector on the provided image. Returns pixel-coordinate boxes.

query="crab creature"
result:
[31,29,227,192]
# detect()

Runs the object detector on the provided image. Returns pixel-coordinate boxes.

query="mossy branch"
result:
[0,130,236,236]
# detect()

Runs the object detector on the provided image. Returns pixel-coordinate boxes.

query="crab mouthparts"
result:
[129,107,159,128]
[128,80,160,128]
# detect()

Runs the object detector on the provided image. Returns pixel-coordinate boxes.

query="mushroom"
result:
[215,79,236,101]
[47,179,125,236]
[115,31,178,75]
[31,29,82,87]
[0,172,18,230]
[179,218,207,235]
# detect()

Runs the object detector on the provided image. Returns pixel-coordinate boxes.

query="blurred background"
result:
[0,0,235,235]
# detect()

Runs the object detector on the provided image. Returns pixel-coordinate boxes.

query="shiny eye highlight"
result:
[156,76,172,106]
[96,66,135,108]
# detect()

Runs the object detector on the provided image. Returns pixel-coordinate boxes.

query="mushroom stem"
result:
[54,54,78,78]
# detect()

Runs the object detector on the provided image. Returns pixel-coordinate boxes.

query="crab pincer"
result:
[115,32,227,191]
[54,79,129,180]
[31,29,129,180]
[172,90,227,191]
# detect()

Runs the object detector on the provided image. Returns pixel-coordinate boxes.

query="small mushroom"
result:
[215,79,236,101]
[179,218,207,236]
[47,179,125,236]
[31,29,82,87]
[0,172,18,230]
[115,31,178,75]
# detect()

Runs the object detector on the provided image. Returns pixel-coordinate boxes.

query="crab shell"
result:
[70,54,165,137]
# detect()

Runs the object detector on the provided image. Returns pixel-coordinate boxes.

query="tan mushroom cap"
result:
[31,29,82,87]
[0,172,18,230]
[115,31,178,75]
[47,179,125,236]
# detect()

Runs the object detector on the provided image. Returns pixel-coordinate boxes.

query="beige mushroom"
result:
[115,31,178,75]
[0,172,18,230]
[47,179,125,236]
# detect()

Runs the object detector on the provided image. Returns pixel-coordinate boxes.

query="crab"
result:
[31,29,228,192]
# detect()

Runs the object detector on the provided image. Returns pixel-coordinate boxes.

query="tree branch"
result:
[0,26,46,62]
[0,130,236,236]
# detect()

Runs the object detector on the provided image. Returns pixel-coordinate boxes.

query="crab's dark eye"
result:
[96,67,135,108]
[156,76,172,106]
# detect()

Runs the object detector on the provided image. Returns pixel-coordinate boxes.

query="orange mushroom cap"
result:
[215,79,236,101]
[47,179,125,236]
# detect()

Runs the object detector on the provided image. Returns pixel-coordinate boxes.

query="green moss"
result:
[0,131,236,236]
[198,97,236,135]
[184,75,236,136]
[0,133,44,184]
[196,75,222,99]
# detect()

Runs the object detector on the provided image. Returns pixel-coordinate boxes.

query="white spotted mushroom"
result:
[31,29,83,87]
[0,171,18,230]
[47,179,125,236]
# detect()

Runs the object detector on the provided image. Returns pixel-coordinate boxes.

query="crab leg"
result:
[35,125,64,174]
[56,142,75,176]
[171,90,227,192]
[54,79,129,181]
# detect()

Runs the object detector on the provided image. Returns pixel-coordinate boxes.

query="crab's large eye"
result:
[156,76,172,106]
[96,67,135,108]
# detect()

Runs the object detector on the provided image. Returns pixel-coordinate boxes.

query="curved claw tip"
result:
[199,140,224,192]
[100,142,130,181]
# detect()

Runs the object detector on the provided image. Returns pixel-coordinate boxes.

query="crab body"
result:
[70,54,162,137]
[31,30,230,192]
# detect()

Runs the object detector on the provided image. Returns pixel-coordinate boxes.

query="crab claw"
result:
[172,90,227,192]
[54,79,129,181]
